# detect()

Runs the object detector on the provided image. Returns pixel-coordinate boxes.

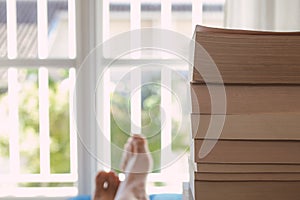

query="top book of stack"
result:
[192,25,300,84]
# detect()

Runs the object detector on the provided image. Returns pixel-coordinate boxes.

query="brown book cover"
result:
[189,158,300,179]
[190,181,300,200]
[192,25,300,84]
[191,162,300,173]
[190,83,300,114]
[189,25,300,200]
[193,172,300,181]
[189,160,300,200]
[191,113,300,140]
[192,139,300,163]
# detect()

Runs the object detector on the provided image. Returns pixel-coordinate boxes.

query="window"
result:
[95,0,226,194]
[0,0,226,198]
[0,0,77,198]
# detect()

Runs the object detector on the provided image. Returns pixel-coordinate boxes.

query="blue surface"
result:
[68,194,182,200]
[68,195,90,200]
[150,194,182,200]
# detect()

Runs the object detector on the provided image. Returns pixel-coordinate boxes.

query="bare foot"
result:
[115,134,153,200]
[94,171,120,200]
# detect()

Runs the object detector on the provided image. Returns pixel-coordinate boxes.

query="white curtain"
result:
[225,0,300,31]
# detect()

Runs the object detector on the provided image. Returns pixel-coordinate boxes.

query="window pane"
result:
[110,67,132,171]
[202,0,225,28]
[16,1,38,58]
[0,0,7,57]
[109,67,163,172]
[141,70,161,172]
[0,69,9,175]
[171,69,189,152]
[1,0,73,59]
[49,68,71,173]
[0,0,76,196]
[47,0,71,58]
[18,68,40,174]
[0,67,75,190]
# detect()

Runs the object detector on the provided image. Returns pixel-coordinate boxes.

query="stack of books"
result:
[189,25,300,200]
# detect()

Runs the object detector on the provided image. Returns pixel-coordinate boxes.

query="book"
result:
[192,172,300,181]
[191,162,300,173]
[190,83,300,114]
[192,25,300,84]
[190,25,300,200]
[190,181,300,200]
[190,113,300,140]
[192,139,300,163]
[189,159,300,200]
[189,161,300,200]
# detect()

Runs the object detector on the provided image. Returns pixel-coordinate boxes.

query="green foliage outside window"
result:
[0,69,189,187]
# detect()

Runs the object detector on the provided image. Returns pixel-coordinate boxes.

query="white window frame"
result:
[76,0,203,196]
[0,0,78,199]
[0,1,108,198]
[0,0,227,198]
[75,0,101,195]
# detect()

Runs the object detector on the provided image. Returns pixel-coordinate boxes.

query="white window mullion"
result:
[39,67,50,176]
[161,0,172,58]
[161,0,172,29]
[0,59,76,68]
[160,67,172,168]
[37,0,49,58]
[68,0,76,58]
[192,0,203,31]
[130,68,142,134]
[102,0,110,42]
[0,174,77,183]
[130,0,142,134]
[69,68,78,177]
[6,0,17,58]
[98,68,112,170]
[102,0,110,58]
[130,0,141,30]
[104,69,111,169]
[8,68,20,176]
[130,0,141,59]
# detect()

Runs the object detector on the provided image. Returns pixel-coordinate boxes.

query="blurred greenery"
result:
[110,83,162,173]
[110,76,190,173]
[0,69,70,186]
[0,68,189,186]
